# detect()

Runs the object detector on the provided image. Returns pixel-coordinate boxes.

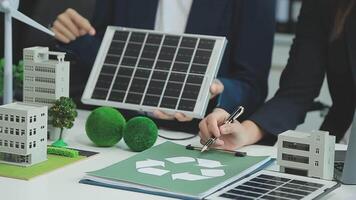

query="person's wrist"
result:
[241,120,265,145]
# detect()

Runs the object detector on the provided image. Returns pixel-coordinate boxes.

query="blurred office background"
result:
[0,0,331,132]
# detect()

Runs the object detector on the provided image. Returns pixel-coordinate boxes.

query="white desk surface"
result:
[0,110,355,200]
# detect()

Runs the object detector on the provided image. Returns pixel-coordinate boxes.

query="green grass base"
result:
[51,139,68,147]
[0,154,85,180]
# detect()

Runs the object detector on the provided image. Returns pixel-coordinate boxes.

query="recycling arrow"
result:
[197,158,224,168]
[138,167,170,176]
[172,172,212,181]
[136,159,165,169]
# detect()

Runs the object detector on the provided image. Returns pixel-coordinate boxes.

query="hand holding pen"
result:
[199,106,246,152]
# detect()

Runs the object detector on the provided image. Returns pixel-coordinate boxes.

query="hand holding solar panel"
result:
[82,26,227,119]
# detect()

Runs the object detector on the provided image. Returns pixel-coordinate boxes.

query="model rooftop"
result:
[0,102,47,111]
[280,130,311,138]
[24,46,66,62]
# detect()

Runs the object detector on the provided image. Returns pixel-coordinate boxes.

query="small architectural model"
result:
[277,130,335,180]
[23,47,69,107]
[0,102,48,167]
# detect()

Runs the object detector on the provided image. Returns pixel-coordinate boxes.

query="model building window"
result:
[21,130,25,136]
[316,148,320,154]
[33,115,37,122]
[25,65,33,71]
[29,142,32,149]
[15,142,19,149]
[0,127,2,133]
[0,140,2,146]
[33,141,36,148]
[4,140,8,147]
[25,76,34,82]
[21,117,25,123]
[15,129,19,135]
[4,114,8,121]
[29,129,32,136]
[29,116,33,123]
[41,113,45,117]
[15,116,19,123]
[10,141,13,148]
[33,128,36,135]
[315,161,319,166]
[0,114,3,120]
[10,115,14,122]
[4,128,8,134]
[21,143,24,149]
[24,86,33,92]
[10,128,14,135]
[40,138,45,142]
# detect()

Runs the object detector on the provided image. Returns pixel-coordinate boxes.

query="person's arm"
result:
[199,0,329,150]
[199,0,276,147]
[248,0,328,139]
[217,0,276,116]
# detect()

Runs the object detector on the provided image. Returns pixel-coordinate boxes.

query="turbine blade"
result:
[10,8,54,36]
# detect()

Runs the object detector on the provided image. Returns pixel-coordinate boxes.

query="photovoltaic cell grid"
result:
[84,27,226,117]
[219,174,324,200]
[211,170,339,200]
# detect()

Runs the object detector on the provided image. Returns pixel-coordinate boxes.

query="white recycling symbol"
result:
[135,156,226,181]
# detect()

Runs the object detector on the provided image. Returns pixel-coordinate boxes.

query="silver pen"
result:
[201,106,244,152]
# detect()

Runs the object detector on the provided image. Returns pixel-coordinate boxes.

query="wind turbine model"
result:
[0,0,54,104]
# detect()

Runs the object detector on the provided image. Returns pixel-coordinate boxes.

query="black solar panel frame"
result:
[82,26,227,118]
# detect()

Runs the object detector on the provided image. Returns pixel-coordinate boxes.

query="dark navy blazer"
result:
[250,0,356,142]
[64,0,276,132]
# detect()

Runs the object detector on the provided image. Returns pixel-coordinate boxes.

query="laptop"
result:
[334,110,356,184]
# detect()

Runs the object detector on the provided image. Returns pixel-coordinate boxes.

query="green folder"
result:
[81,141,271,199]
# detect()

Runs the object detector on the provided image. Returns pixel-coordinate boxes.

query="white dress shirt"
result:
[154,0,193,34]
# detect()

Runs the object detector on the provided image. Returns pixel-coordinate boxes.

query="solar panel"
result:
[207,170,340,200]
[82,26,227,118]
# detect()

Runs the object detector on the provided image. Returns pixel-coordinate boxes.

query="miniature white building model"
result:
[277,130,335,180]
[0,103,48,167]
[23,47,69,107]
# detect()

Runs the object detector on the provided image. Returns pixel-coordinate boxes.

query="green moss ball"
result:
[85,107,126,147]
[123,117,158,152]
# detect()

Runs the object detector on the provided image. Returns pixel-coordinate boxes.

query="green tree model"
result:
[49,97,78,147]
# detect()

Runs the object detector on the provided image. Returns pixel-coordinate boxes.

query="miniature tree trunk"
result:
[59,128,64,140]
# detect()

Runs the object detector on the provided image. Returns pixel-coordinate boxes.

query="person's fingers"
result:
[220,121,244,136]
[200,138,206,145]
[79,29,87,36]
[57,13,80,37]
[199,138,223,148]
[213,108,231,125]
[199,119,210,141]
[206,115,221,138]
[174,113,193,122]
[53,20,76,41]
[65,8,96,35]
[52,27,70,43]
[210,79,224,98]
[219,124,233,135]
[152,110,175,120]
[214,138,224,146]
